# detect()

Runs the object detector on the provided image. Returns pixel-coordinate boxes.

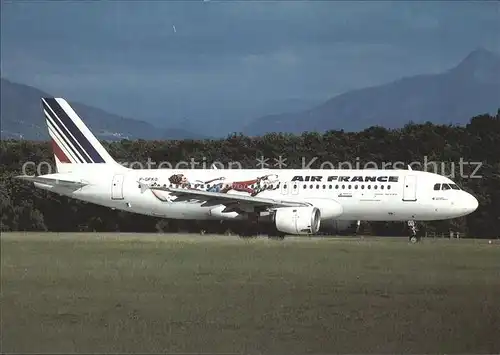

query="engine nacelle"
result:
[303,198,343,219]
[274,207,321,235]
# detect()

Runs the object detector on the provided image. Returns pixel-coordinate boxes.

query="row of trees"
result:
[1,112,499,237]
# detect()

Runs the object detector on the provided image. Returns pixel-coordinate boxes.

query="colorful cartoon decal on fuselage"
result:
[143,173,280,201]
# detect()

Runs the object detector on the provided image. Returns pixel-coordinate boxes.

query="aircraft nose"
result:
[463,192,479,214]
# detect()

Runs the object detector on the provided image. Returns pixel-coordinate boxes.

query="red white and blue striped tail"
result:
[41,98,124,172]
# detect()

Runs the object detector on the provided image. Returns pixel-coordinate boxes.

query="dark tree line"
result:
[1,111,499,237]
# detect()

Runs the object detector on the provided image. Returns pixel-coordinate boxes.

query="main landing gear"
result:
[235,212,286,240]
[407,220,421,243]
[235,212,260,239]
[267,229,286,240]
[236,224,286,240]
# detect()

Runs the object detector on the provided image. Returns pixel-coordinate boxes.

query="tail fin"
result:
[41,98,124,173]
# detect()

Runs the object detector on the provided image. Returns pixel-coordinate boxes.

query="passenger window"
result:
[354,185,358,189]
[442,184,450,190]
[387,185,391,190]
[361,185,365,189]
[303,184,307,189]
[433,183,441,190]
[328,185,332,189]
[322,185,326,189]
[335,185,339,189]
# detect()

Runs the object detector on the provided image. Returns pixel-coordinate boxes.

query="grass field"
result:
[2,233,499,354]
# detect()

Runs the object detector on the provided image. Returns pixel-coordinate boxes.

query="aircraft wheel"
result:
[237,223,259,238]
[409,235,422,243]
[268,232,286,240]
[237,230,258,238]
[271,235,285,240]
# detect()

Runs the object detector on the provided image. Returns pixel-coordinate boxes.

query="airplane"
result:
[15,98,479,242]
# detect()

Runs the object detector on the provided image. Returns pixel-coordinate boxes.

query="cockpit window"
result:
[434,183,460,191]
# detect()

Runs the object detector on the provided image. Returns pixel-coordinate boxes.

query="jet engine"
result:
[274,206,321,235]
[303,198,343,219]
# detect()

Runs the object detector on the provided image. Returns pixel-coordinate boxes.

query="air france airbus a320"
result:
[16,98,479,242]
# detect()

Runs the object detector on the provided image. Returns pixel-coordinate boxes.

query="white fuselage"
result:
[22,97,479,235]
[34,167,479,223]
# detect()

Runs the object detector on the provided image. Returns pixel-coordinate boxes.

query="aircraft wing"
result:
[15,175,88,189]
[148,185,311,208]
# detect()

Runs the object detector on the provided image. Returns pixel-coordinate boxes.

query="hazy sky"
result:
[1,1,499,131]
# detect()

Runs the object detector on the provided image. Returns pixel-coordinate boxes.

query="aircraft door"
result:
[281,182,289,195]
[111,174,125,200]
[402,175,417,201]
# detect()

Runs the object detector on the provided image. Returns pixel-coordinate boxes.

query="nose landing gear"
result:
[407,220,421,243]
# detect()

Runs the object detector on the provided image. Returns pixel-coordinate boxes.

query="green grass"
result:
[2,233,499,354]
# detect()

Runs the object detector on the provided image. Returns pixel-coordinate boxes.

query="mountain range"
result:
[0,79,204,141]
[243,48,500,135]
[1,48,499,140]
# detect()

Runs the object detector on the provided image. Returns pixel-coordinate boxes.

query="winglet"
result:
[137,181,151,193]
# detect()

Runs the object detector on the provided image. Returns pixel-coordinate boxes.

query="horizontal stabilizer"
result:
[15,175,87,188]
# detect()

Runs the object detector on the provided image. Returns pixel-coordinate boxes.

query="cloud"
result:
[1,0,499,125]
